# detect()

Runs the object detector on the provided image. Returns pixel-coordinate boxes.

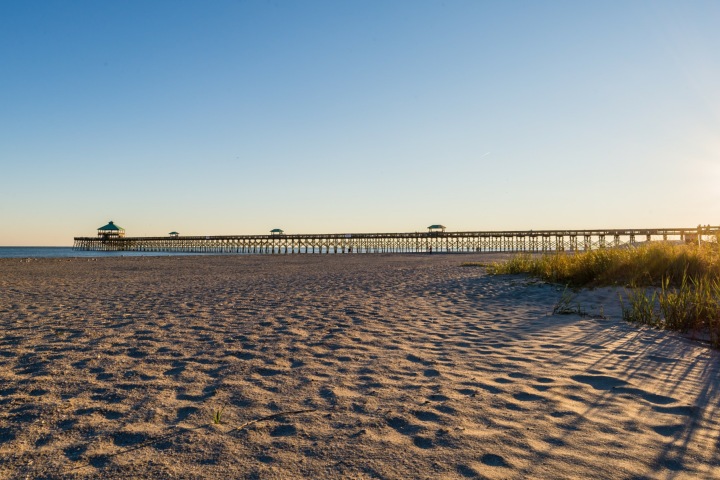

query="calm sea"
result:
[0,247,208,259]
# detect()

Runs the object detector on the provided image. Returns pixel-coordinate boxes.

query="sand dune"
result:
[1,254,718,479]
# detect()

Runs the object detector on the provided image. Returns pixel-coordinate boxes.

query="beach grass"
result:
[552,286,587,316]
[487,241,720,288]
[213,406,225,425]
[619,274,720,347]
[488,242,720,347]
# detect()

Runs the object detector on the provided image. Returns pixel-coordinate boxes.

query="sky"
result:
[1,1,719,246]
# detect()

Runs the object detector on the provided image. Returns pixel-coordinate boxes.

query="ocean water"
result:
[0,247,209,259]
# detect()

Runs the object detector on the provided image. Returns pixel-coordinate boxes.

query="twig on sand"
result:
[225,408,317,435]
[62,408,317,474]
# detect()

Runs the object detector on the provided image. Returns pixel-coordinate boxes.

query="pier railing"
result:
[73,227,719,254]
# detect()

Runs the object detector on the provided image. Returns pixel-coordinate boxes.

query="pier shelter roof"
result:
[169,231,179,237]
[97,221,125,238]
[427,224,446,232]
[270,228,285,235]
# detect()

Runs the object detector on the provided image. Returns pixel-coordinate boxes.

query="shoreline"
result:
[0,248,520,261]
[1,254,718,479]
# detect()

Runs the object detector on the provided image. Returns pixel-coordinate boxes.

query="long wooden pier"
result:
[73,227,718,254]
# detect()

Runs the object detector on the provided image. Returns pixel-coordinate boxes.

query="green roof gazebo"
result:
[270,228,285,236]
[98,221,125,238]
[427,224,446,233]
[169,231,179,238]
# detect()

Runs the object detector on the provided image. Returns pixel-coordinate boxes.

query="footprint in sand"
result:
[176,406,199,421]
[319,387,339,406]
[435,404,457,415]
[406,353,433,366]
[456,464,479,478]
[617,387,677,405]
[0,387,18,403]
[550,410,575,418]
[412,410,442,423]
[62,416,83,428]
[542,436,567,447]
[513,391,545,402]
[64,443,89,461]
[481,453,510,468]
[504,401,527,412]
[456,388,477,397]
[112,431,147,447]
[387,416,423,435]
[572,374,627,389]
[256,367,285,377]
[494,377,514,384]
[0,427,16,445]
[658,457,684,471]
[102,410,123,420]
[652,424,685,437]
[652,405,695,416]
[230,351,255,360]
[270,424,297,437]
[646,354,678,363]
[532,384,553,392]
[91,389,126,404]
[571,375,678,405]
[35,434,52,448]
[413,436,434,449]
[427,393,449,402]
[471,382,504,395]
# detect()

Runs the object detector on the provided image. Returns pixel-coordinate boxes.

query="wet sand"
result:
[1,254,718,479]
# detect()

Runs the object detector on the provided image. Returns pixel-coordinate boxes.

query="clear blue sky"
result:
[1,1,718,245]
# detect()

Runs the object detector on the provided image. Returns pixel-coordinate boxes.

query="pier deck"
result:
[73,227,718,254]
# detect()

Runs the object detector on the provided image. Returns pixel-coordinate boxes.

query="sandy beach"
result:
[1,254,718,479]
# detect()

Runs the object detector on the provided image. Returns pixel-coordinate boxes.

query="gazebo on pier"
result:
[270,228,285,236]
[98,221,125,239]
[169,231,180,238]
[427,224,446,233]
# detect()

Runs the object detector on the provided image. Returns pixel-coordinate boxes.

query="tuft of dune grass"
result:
[487,242,720,288]
[488,241,720,347]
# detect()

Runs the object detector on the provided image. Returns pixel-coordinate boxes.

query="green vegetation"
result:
[212,406,225,425]
[619,273,720,347]
[487,242,720,288]
[552,286,587,316]
[487,242,720,347]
